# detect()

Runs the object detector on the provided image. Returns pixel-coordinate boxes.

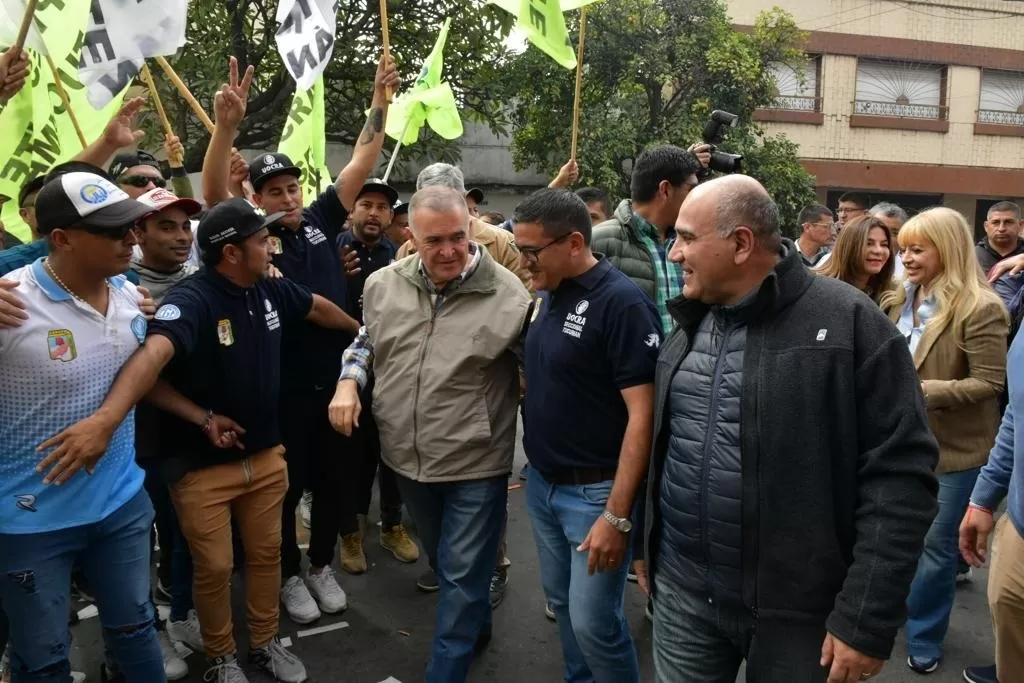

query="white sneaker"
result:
[280,575,321,624]
[300,492,312,529]
[167,609,205,652]
[158,629,189,680]
[305,567,348,613]
[71,674,86,683]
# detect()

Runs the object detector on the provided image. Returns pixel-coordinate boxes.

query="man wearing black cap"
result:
[1,171,165,682]
[42,197,359,683]
[200,56,401,624]
[385,201,410,246]
[466,187,484,218]
[108,145,194,202]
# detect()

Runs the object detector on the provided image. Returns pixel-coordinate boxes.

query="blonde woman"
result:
[816,215,896,304]
[880,207,1008,675]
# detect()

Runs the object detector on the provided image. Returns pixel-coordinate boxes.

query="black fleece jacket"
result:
[643,241,939,659]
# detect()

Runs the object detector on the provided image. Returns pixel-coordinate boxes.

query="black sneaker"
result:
[489,569,509,609]
[963,665,998,683]
[416,569,439,593]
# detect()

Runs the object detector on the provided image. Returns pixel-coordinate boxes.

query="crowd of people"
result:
[0,40,1023,683]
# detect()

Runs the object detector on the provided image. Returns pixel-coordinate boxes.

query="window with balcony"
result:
[754,56,823,124]
[852,59,948,132]
[976,70,1024,136]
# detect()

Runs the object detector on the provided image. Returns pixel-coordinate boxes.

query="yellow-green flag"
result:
[278,76,332,202]
[385,18,462,145]
[489,0,598,69]
[0,1,126,244]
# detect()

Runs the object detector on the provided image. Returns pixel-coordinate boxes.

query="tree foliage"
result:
[500,0,817,230]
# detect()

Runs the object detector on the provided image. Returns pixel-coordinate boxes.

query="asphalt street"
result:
[66,432,997,683]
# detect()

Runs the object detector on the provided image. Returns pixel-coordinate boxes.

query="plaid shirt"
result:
[339,244,482,389]
[634,217,684,335]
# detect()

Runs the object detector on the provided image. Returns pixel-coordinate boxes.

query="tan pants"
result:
[989,518,1024,679]
[170,446,288,658]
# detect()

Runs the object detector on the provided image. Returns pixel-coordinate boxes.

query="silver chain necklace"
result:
[44,257,110,305]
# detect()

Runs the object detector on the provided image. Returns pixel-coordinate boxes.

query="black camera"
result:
[701,110,743,174]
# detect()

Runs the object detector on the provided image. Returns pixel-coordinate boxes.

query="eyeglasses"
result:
[119,175,167,189]
[71,222,136,240]
[516,233,571,264]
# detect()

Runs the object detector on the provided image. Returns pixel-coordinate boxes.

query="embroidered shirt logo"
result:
[304,225,327,246]
[575,300,589,315]
[563,300,588,339]
[130,315,147,344]
[15,494,37,512]
[217,319,234,346]
[155,304,181,321]
[264,299,281,331]
[644,333,660,349]
[816,329,828,341]
[47,329,77,362]
[267,236,283,255]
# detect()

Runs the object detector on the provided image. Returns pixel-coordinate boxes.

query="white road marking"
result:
[296,622,350,638]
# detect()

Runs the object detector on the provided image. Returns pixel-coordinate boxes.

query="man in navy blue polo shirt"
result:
[201,55,398,624]
[513,188,659,683]
[44,198,359,683]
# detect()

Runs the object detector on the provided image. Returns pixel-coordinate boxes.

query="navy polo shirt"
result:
[523,258,661,474]
[268,187,350,391]
[336,230,398,323]
[148,268,313,480]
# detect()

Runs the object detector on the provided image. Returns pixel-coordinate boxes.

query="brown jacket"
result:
[363,247,533,483]
[885,292,1008,473]
[396,216,534,294]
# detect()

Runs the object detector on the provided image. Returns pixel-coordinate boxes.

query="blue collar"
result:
[31,257,127,302]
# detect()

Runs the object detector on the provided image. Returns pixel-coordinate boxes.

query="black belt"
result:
[540,467,617,486]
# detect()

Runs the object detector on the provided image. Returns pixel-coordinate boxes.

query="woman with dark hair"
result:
[815,215,896,304]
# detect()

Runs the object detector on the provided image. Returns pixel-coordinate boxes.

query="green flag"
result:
[278,76,332,202]
[0,2,126,244]
[385,18,463,145]
[489,0,597,69]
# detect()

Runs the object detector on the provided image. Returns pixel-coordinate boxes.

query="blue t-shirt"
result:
[523,258,661,474]
[0,259,146,534]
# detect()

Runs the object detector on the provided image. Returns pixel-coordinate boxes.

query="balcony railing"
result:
[978,109,1024,126]
[764,95,820,112]
[854,100,943,119]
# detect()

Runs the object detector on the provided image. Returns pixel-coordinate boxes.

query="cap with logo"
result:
[466,188,485,204]
[136,188,202,220]
[248,153,302,192]
[393,200,409,215]
[35,172,154,234]
[356,178,399,206]
[197,197,286,251]
[108,151,161,181]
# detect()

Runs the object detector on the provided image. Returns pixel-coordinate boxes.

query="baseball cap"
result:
[108,151,161,180]
[248,153,302,192]
[393,200,409,215]
[466,188,485,204]
[197,197,285,250]
[356,178,399,205]
[35,172,154,235]
[136,188,202,220]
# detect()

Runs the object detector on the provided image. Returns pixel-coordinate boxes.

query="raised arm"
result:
[202,57,254,207]
[73,97,147,169]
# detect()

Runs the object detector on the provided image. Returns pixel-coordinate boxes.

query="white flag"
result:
[78,0,188,109]
[0,0,91,58]
[276,0,338,92]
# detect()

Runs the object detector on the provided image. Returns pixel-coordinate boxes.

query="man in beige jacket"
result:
[329,186,532,683]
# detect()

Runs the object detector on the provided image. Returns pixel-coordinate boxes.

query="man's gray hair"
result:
[408,185,468,233]
[870,202,908,224]
[714,185,781,250]
[416,163,467,193]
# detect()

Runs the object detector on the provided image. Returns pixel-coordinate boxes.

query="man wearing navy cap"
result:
[385,200,410,246]
[200,55,401,624]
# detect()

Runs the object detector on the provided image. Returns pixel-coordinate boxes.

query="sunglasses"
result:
[68,222,136,240]
[119,175,167,189]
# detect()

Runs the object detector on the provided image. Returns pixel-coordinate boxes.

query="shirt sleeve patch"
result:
[155,304,181,321]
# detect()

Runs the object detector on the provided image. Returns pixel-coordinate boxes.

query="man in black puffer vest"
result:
[638,175,939,683]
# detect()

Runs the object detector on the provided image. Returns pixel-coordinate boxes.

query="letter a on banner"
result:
[276,0,338,91]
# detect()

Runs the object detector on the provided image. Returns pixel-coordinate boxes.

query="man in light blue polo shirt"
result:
[0,172,166,682]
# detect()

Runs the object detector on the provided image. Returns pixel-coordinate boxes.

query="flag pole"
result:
[155,56,215,134]
[44,55,86,148]
[379,0,393,102]
[13,0,39,53]
[139,62,184,167]
[382,114,414,183]
[570,6,588,162]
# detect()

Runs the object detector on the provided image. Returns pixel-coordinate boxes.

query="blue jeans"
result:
[0,489,165,683]
[905,467,980,661]
[652,574,827,682]
[394,473,507,683]
[526,467,639,683]
[144,469,193,622]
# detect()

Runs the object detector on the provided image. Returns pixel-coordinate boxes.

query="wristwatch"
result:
[602,510,633,533]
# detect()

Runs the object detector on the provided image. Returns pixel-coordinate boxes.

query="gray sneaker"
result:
[202,655,249,683]
[250,637,308,683]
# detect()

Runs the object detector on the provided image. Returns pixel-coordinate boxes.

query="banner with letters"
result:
[276,0,339,92]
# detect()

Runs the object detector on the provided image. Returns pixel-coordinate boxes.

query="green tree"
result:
[500,0,816,231]
[137,0,517,171]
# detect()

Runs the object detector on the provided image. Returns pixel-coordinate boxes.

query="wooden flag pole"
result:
[13,0,40,53]
[570,6,588,162]
[139,62,184,167]
[379,0,393,102]
[45,55,86,148]
[155,56,215,134]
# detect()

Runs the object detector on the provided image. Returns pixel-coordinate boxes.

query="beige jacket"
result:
[885,293,1008,473]
[363,247,533,483]
[396,216,534,294]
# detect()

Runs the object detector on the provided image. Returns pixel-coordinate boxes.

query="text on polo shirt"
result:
[304,225,327,246]
[265,298,281,330]
[563,299,589,339]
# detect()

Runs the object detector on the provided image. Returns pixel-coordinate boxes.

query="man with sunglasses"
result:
[0,171,166,682]
[109,144,194,202]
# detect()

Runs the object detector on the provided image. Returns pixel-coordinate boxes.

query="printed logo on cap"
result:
[64,173,130,218]
[263,154,275,166]
[80,184,110,204]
